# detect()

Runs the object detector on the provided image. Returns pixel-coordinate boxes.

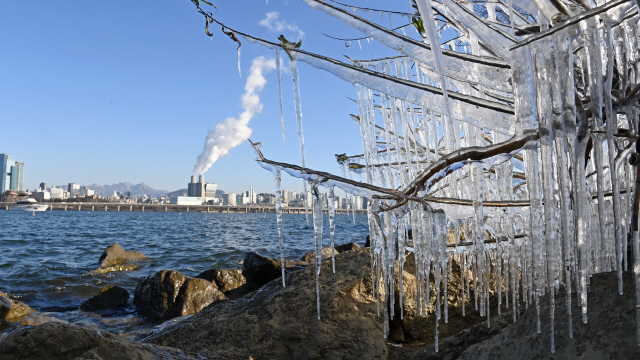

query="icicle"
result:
[369,10,373,21]
[312,190,323,320]
[358,39,361,49]
[289,58,310,226]
[329,186,336,273]
[275,48,285,141]
[633,230,640,346]
[272,167,286,287]
[388,13,393,28]
[398,218,406,320]
[237,47,241,77]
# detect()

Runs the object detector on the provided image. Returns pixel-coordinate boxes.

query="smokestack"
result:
[191,175,196,184]
[199,175,204,183]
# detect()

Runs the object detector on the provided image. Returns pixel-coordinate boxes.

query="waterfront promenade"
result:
[0,202,366,214]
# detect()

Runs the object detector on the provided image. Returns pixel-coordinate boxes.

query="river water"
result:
[0,210,368,337]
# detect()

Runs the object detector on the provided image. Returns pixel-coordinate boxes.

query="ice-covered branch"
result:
[402,130,539,195]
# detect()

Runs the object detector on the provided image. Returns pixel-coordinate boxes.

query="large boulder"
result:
[458,271,640,360]
[94,243,146,274]
[242,251,311,288]
[133,270,226,319]
[0,322,199,360]
[300,245,339,262]
[196,268,246,293]
[80,285,129,312]
[0,291,35,323]
[146,249,388,360]
[335,242,362,253]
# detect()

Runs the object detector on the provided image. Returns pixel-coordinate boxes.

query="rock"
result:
[335,242,362,253]
[95,243,146,274]
[20,314,68,327]
[196,268,246,293]
[0,291,35,323]
[133,270,226,319]
[146,249,388,360]
[300,245,339,262]
[365,235,371,247]
[242,251,311,288]
[457,271,640,360]
[80,285,129,312]
[0,322,199,360]
[387,311,513,360]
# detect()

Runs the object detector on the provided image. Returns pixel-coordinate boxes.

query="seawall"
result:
[0,202,366,215]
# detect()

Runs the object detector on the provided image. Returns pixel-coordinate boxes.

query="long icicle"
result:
[275,48,285,141]
[290,58,310,225]
[312,187,323,319]
[329,186,336,273]
[273,167,286,287]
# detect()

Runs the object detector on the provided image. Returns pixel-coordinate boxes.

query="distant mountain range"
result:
[53,182,227,198]
[55,182,169,198]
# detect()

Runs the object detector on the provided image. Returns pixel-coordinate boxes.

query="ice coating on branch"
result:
[291,50,514,135]
[193,57,275,175]
[300,0,512,91]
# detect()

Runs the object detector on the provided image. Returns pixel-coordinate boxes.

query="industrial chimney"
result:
[191,175,196,184]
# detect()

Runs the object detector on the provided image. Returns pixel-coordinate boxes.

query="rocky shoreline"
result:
[1,241,639,359]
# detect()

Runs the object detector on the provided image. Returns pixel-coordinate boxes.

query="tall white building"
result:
[282,189,296,204]
[68,183,80,198]
[244,186,257,204]
[50,187,67,199]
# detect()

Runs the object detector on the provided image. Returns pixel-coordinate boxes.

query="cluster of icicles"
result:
[247,0,640,354]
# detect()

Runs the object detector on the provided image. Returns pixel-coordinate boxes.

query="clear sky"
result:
[1,0,411,195]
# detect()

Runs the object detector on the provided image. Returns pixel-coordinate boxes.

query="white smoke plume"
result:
[193,56,276,175]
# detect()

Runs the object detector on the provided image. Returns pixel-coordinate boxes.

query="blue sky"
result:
[1,0,412,194]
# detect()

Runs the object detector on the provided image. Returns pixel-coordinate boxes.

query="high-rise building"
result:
[68,183,80,197]
[0,154,24,193]
[205,183,217,199]
[39,182,47,191]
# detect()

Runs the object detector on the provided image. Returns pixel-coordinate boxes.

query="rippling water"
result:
[0,210,368,336]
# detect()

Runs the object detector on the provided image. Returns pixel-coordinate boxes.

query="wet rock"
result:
[80,285,129,312]
[242,251,311,288]
[0,291,35,323]
[458,271,640,360]
[95,243,146,274]
[300,245,339,262]
[133,270,226,319]
[196,268,246,293]
[19,313,68,327]
[0,322,199,360]
[146,249,388,360]
[335,242,362,253]
[145,250,387,359]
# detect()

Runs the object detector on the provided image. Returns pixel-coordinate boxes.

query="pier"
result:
[0,202,366,215]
